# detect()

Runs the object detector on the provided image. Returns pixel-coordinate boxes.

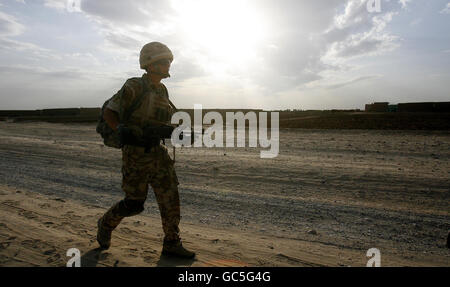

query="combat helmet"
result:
[139,42,173,70]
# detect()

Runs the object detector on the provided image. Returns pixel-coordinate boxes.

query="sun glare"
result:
[171,0,268,76]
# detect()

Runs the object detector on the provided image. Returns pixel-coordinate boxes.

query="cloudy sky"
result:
[0,0,449,110]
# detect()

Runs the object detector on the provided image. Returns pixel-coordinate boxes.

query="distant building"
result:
[397,102,450,113]
[388,105,398,112]
[365,101,450,113]
[365,102,389,112]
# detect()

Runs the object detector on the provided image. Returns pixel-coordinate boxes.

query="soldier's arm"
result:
[103,108,120,131]
[104,81,137,131]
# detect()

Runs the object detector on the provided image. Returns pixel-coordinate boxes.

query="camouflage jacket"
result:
[107,73,175,137]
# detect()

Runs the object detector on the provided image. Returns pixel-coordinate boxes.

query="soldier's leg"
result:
[98,148,149,248]
[153,184,181,242]
[153,183,194,258]
[100,171,148,228]
[148,146,181,242]
[100,198,146,230]
[97,197,147,248]
[102,146,149,226]
[153,182,195,258]
[149,146,194,258]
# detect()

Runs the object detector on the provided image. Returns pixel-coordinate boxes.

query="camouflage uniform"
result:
[99,73,180,242]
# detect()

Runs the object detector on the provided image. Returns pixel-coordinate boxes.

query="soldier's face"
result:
[149,59,172,78]
[154,59,171,72]
[154,58,172,66]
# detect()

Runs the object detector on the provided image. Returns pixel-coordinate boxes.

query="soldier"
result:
[96,42,195,259]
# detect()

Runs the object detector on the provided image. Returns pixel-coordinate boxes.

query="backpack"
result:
[96,78,149,148]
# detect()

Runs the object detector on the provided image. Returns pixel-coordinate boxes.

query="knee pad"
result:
[116,199,145,217]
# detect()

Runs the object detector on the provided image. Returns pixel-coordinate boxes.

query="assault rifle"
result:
[141,124,197,152]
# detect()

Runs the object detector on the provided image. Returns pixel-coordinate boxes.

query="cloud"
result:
[38,0,412,108]
[0,37,54,55]
[0,9,62,62]
[78,0,175,54]
[82,0,171,25]
[42,0,400,85]
[0,63,126,108]
[0,20,62,62]
[410,18,422,26]
[322,2,400,66]
[325,75,382,90]
[399,0,412,9]
[0,65,82,78]
[0,64,117,82]
[0,10,25,36]
[440,3,450,14]
[43,0,67,11]
[287,0,411,98]
[0,3,132,109]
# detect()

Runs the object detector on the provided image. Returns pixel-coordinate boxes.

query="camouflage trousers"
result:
[100,144,180,242]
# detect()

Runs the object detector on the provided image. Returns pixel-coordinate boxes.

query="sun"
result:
[171,0,268,75]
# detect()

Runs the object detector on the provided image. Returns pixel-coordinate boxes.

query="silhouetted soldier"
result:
[97,42,195,259]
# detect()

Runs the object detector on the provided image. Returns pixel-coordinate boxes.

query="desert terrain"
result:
[0,122,449,267]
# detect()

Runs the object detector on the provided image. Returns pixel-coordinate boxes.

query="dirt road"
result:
[0,122,449,266]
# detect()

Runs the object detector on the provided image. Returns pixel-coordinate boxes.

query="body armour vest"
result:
[107,74,173,132]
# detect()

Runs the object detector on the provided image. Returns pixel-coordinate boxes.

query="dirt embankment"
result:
[2,109,450,130]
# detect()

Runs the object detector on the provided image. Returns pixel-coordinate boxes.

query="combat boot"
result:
[162,239,196,259]
[97,217,112,249]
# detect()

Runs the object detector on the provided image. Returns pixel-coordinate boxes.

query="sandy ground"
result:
[0,122,449,267]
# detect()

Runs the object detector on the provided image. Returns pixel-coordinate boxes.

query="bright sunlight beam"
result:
[170,0,269,76]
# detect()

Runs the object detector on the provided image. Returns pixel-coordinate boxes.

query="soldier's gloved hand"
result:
[117,124,135,146]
